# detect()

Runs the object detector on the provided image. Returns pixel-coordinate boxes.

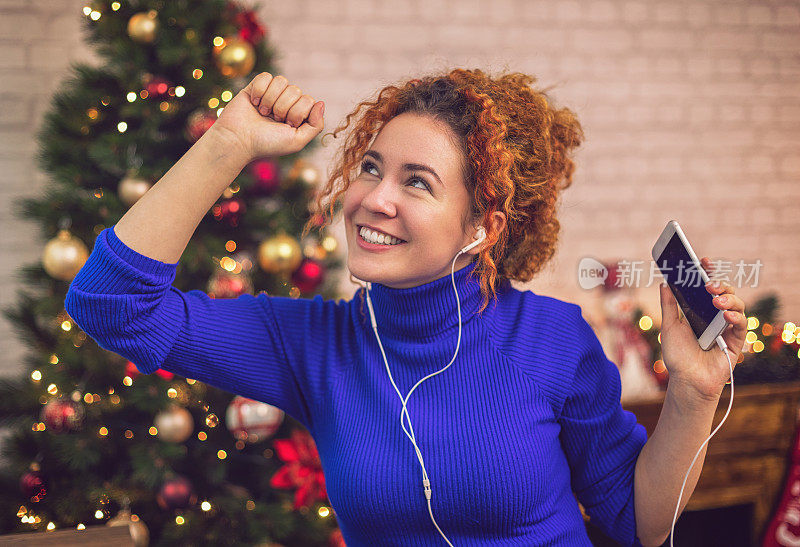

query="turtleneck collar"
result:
[362,258,485,340]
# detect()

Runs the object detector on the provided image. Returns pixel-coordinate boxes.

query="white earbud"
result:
[460,226,486,254]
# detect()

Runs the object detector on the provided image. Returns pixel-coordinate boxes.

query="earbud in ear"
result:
[460,226,487,254]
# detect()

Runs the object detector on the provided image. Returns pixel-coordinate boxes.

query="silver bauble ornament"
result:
[118,175,152,207]
[154,404,194,443]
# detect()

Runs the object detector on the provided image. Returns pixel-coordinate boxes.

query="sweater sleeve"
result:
[64,226,314,431]
[557,307,648,547]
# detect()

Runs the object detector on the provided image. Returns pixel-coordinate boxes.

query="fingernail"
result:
[718,296,728,304]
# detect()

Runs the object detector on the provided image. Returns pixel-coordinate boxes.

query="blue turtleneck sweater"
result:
[64,226,648,546]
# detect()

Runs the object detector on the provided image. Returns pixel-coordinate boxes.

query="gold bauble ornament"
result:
[257,234,302,273]
[213,36,256,78]
[118,174,152,207]
[154,404,194,443]
[127,11,159,44]
[107,508,150,547]
[42,229,89,281]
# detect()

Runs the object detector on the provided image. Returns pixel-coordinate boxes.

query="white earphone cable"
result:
[363,227,485,546]
[669,335,734,546]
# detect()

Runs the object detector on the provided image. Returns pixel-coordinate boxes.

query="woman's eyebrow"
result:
[363,150,443,186]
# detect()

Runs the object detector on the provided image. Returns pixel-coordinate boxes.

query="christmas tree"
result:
[0,1,344,545]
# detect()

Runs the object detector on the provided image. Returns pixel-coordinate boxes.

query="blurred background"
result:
[0,0,798,545]
[2,0,799,372]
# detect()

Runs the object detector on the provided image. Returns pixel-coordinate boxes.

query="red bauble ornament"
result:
[145,76,171,98]
[248,158,281,195]
[185,109,217,142]
[157,476,197,511]
[212,198,246,227]
[40,398,85,433]
[291,258,324,293]
[770,335,784,354]
[124,360,174,380]
[20,470,46,500]
[207,270,253,299]
[155,368,174,380]
[328,528,346,547]
[602,261,622,291]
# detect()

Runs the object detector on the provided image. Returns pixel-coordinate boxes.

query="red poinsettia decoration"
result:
[236,9,266,44]
[270,428,327,509]
[225,2,266,45]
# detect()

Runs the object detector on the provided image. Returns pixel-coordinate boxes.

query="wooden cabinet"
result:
[621,381,800,545]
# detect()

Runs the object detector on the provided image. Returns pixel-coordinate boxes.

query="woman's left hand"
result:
[658,256,747,402]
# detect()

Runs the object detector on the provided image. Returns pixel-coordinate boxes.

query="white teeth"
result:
[359,226,404,245]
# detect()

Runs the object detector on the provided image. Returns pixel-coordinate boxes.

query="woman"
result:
[65,68,747,547]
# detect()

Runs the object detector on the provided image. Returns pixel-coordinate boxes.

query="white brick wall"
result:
[1,0,799,377]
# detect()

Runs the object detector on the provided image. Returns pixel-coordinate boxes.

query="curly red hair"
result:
[301,68,584,315]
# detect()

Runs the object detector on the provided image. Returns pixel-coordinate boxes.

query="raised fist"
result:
[210,72,325,162]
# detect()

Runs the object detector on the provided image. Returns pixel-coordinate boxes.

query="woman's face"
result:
[343,112,481,289]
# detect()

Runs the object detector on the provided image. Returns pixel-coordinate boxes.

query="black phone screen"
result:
[656,233,720,340]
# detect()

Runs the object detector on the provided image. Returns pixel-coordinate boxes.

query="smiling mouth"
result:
[356,225,408,246]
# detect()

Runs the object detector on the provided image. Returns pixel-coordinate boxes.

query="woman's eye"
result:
[361,160,378,175]
[360,160,431,193]
[408,177,431,192]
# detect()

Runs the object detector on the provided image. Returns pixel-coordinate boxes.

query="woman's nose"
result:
[361,178,397,217]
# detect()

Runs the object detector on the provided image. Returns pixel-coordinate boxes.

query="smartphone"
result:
[651,220,727,350]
